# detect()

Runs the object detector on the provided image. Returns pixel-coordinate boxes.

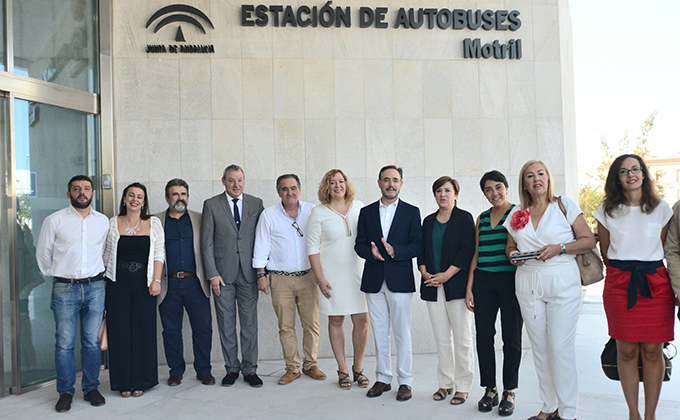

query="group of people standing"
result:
[36,156,679,420]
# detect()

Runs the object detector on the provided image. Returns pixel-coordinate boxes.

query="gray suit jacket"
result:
[154,209,209,305]
[201,192,264,286]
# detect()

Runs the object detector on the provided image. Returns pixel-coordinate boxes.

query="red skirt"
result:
[603,265,675,343]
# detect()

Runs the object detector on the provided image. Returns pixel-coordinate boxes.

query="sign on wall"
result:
[146,3,523,59]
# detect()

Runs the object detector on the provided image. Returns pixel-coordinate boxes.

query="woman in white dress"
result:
[503,160,595,420]
[307,169,369,390]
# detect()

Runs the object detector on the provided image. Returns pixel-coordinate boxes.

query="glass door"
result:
[0,95,9,396]
[13,98,97,389]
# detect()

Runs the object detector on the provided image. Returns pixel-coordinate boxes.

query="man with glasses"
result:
[202,165,264,387]
[253,174,326,385]
[36,175,109,412]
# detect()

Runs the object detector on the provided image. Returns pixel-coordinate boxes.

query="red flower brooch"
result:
[510,209,530,230]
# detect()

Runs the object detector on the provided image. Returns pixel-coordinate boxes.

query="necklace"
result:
[125,217,141,235]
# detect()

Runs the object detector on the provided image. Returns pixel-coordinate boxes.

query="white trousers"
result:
[426,287,475,391]
[516,262,581,420]
[366,282,413,386]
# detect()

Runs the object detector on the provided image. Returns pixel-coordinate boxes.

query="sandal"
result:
[352,366,370,388]
[450,392,468,405]
[337,371,352,390]
[120,391,131,398]
[478,386,499,412]
[498,389,515,417]
[132,390,144,397]
[432,388,452,401]
[528,411,560,420]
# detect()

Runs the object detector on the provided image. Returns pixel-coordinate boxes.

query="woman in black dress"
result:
[103,183,165,397]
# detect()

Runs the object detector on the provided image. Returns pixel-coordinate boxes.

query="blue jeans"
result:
[50,279,105,395]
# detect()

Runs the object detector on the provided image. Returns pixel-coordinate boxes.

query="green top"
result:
[477,206,516,273]
[432,219,447,272]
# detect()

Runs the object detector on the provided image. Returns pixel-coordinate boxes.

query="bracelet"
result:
[559,244,566,255]
[153,278,161,283]
[257,272,267,278]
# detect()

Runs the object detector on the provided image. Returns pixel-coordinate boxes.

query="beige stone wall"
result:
[111,0,576,363]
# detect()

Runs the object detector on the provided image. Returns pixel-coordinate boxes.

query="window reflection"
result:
[13,0,98,92]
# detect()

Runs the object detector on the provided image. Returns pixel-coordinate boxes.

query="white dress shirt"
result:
[379,198,399,240]
[225,191,243,220]
[36,205,109,279]
[252,201,313,272]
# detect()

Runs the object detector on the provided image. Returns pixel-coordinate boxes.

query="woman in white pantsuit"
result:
[503,161,595,420]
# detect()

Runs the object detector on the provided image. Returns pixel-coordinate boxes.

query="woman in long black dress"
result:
[103,183,165,397]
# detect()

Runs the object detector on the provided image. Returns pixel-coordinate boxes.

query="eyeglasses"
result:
[618,166,642,177]
[292,222,304,237]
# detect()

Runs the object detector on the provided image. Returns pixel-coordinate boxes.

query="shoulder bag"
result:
[557,196,604,286]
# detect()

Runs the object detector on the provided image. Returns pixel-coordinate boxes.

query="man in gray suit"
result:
[202,165,265,387]
[155,179,214,387]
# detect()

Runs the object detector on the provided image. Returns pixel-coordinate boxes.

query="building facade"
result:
[0,0,576,394]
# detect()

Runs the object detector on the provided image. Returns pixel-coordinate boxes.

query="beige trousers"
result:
[270,271,320,372]
[426,287,475,391]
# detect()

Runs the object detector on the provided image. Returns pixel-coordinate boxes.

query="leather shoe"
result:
[197,373,215,385]
[167,374,182,386]
[366,381,391,398]
[396,384,412,401]
[302,365,326,380]
[222,372,239,386]
[243,372,263,387]
[83,389,106,407]
[55,393,73,413]
[278,369,301,385]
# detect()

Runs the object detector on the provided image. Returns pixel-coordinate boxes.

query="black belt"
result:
[54,272,104,285]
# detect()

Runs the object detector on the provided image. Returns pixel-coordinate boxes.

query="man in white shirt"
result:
[253,174,326,385]
[35,175,109,413]
[354,165,423,401]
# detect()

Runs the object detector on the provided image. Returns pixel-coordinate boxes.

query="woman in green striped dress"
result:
[465,170,523,417]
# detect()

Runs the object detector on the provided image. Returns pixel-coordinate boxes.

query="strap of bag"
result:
[556,196,575,238]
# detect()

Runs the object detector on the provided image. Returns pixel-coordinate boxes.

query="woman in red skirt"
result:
[595,154,674,420]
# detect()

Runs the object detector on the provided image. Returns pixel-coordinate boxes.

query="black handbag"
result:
[601,338,675,382]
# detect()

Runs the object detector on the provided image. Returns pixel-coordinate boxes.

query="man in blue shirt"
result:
[155,179,214,386]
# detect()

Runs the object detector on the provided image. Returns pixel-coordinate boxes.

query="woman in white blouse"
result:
[307,169,369,389]
[503,160,595,420]
[103,182,164,397]
[595,154,674,420]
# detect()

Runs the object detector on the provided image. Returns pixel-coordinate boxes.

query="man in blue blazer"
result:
[355,165,422,402]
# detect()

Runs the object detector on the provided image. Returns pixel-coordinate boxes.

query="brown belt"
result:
[170,271,195,278]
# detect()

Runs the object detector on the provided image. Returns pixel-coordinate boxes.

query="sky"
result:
[569,0,680,183]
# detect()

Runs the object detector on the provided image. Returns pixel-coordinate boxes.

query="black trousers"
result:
[472,269,522,390]
[159,275,212,377]
[106,275,158,391]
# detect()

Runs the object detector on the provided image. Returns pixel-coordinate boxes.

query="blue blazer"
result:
[354,199,423,293]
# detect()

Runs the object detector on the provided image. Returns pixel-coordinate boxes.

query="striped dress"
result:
[477,205,516,273]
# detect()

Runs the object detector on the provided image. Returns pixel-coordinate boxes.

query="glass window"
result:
[0,96,8,395]
[14,98,97,389]
[13,0,98,93]
[0,2,6,71]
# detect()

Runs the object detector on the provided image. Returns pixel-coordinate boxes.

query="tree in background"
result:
[579,112,658,229]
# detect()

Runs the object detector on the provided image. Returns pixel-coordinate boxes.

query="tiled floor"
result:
[1,285,678,419]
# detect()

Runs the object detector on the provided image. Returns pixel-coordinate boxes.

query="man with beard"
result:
[36,175,109,412]
[354,165,422,401]
[154,178,214,386]
[202,165,265,387]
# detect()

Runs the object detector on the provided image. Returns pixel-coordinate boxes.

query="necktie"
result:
[233,198,240,230]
